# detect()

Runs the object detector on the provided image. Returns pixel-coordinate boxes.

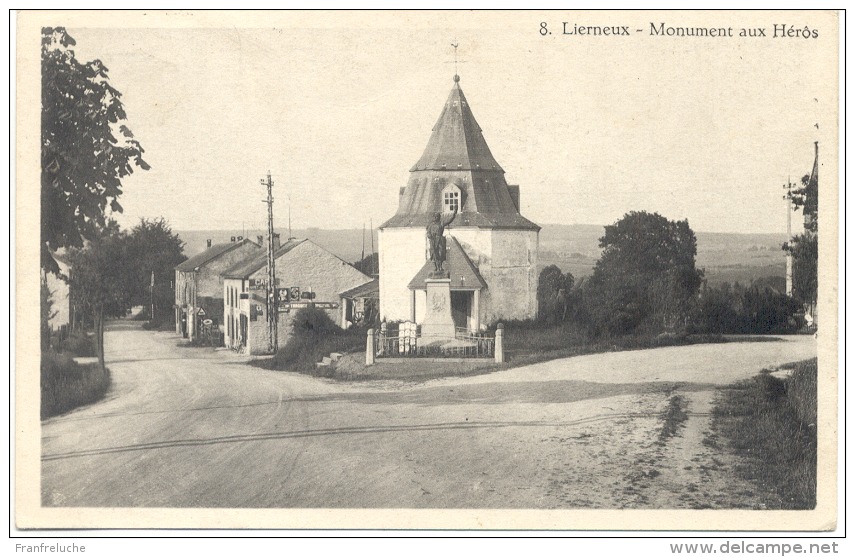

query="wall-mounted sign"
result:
[248,278,281,290]
[278,301,339,311]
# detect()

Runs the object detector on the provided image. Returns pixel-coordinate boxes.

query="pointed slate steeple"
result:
[381,75,539,231]
[410,75,504,173]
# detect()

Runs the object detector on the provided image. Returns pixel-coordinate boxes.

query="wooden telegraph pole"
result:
[783,176,793,297]
[261,171,278,353]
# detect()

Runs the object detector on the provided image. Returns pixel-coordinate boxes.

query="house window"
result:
[443,189,460,213]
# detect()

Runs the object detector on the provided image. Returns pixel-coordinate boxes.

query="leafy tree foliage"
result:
[41,27,149,274]
[126,218,186,321]
[537,264,574,324]
[586,211,703,335]
[41,276,58,351]
[787,173,818,234]
[786,232,818,306]
[67,226,135,367]
[353,252,378,276]
[691,281,802,334]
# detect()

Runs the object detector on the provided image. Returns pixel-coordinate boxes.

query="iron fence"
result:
[373,323,494,358]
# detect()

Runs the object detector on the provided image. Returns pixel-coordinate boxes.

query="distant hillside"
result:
[538,224,787,285]
[176,224,787,286]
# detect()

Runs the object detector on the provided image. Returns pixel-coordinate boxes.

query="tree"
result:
[787,172,818,234]
[537,265,574,324]
[41,27,149,274]
[126,218,186,322]
[353,252,378,276]
[587,211,703,335]
[68,227,135,368]
[786,232,818,307]
[783,144,819,317]
[40,275,58,351]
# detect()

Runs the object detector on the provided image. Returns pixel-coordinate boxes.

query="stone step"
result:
[321,356,332,366]
[315,361,330,368]
[329,352,343,362]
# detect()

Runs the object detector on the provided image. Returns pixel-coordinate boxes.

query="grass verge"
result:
[251,315,786,383]
[41,351,111,419]
[710,358,817,509]
[658,395,689,444]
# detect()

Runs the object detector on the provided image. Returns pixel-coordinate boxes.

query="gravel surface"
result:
[41,321,816,509]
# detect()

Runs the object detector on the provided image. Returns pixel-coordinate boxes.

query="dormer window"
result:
[442,183,461,213]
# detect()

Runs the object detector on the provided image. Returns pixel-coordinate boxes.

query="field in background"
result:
[177,225,787,287]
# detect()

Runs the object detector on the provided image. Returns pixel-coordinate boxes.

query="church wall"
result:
[381,226,539,326]
[378,227,428,322]
[486,229,539,322]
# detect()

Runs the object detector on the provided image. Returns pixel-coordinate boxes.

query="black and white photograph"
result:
[15,9,839,531]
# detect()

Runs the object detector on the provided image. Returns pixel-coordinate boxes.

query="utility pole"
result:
[370,218,376,276]
[261,171,278,353]
[150,270,155,324]
[783,176,793,297]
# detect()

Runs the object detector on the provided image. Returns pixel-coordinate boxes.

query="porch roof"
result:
[407,235,487,290]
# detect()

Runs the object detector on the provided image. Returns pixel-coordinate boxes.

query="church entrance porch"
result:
[450,290,480,333]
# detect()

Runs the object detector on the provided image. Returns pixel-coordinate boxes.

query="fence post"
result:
[495,323,504,363]
[366,328,375,366]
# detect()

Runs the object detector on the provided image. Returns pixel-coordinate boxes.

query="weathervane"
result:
[447,41,466,80]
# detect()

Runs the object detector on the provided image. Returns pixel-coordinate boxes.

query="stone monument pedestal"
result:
[420,277,455,342]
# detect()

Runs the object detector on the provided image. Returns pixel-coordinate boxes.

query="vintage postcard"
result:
[16,10,839,531]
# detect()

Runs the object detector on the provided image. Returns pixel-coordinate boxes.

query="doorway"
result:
[450,291,472,331]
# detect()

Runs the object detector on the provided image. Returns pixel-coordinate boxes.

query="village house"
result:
[338,278,379,328]
[42,252,73,338]
[174,237,263,342]
[378,74,540,331]
[221,236,373,355]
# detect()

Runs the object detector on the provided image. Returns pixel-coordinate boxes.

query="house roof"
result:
[407,236,487,290]
[222,239,306,279]
[339,278,379,299]
[382,75,539,231]
[175,238,260,272]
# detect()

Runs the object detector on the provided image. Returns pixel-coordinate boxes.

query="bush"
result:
[41,351,110,419]
[690,283,802,335]
[270,307,364,373]
[58,332,95,357]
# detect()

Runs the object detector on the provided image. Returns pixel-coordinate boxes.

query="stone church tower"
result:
[378,75,540,331]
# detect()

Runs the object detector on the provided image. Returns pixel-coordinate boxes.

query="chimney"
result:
[230,236,236,242]
[257,235,263,245]
[237,235,243,241]
[206,239,212,248]
[273,233,281,250]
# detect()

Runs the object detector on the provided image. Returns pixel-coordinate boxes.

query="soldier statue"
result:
[426,207,457,274]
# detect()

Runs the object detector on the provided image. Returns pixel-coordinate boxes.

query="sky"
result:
[62,11,836,235]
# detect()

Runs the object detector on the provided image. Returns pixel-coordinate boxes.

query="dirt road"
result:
[41,322,816,508]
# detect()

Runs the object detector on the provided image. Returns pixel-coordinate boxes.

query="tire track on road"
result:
[43,412,683,461]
